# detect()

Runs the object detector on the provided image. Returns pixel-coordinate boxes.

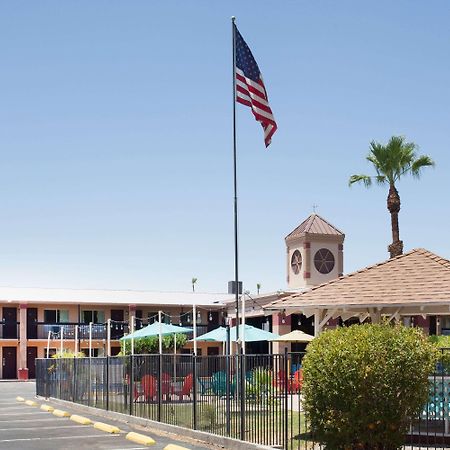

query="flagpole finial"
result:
[231,16,236,22]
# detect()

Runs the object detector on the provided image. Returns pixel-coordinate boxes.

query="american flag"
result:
[234,24,277,147]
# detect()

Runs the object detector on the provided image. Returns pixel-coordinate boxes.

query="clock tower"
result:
[285,214,345,289]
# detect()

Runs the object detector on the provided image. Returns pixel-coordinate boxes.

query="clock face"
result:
[290,250,302,275]
[314,248,335,274]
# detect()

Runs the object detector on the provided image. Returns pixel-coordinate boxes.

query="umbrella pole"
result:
[174,334,177,386]
[46,330,51,358]
[89,322,93,358]
[158,311,162,354]
[130,316,135,356]
[60,325,64,355]
[193,304,197,356]
[107,318,111,357]
[75,325,78,355]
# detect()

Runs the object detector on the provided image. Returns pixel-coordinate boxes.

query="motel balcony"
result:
[0,321,20,339]
[31,322,130,340]
[27,322,211,341]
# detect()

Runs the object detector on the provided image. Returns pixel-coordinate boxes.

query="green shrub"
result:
[246,367,272,400]
[302,323,438,449]
[120,333,188,355]
[51,350,85,358]
[428,334,450,374]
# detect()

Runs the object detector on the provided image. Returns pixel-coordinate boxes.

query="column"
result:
[128,304,136,334]
[18,304,28,380]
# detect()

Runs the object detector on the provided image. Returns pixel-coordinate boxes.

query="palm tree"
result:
[256,283,261,295]
[191,277,197,292]
[349,136,434,258]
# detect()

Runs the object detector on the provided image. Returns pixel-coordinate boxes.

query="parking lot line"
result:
[0,425,87,431]
[0,434,121,443]
[0,418,59,423]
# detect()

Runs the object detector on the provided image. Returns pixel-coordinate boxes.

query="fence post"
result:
[157,354,162,423]
[129,355,134,416]
[106,356,109,411]
[72,357,76,402]
[58,359,62,400]
[225,352,231,436]
[88,356,91,406]
[192,353,197,430]
[240,350,245,441]
[284,349,289,450]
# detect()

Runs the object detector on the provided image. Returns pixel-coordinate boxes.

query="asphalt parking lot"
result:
[0,381,209,450]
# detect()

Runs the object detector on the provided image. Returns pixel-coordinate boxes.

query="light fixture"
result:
[187,314,191,323]
[297,316,302,326]
[197,311,201,321]
[208,311,213,322]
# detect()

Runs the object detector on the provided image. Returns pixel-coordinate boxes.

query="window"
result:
[81,310,105,324]
[314,248,335,274]
[44,310,69,323]
[290,250,302,275]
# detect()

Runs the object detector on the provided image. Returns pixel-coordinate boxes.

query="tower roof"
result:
[285,214,344,241]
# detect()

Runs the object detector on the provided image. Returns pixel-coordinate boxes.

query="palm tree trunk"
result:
[387,184,403,258]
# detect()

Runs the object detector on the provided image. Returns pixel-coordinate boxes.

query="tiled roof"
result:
[269,248,450,309]
[285,214,344,240]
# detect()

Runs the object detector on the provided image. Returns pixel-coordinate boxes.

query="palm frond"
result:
[349,174,372,188]
[375,175,387,185]
[411,155,435,178]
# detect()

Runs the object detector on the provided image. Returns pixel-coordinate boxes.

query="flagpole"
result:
[231,16,240,350]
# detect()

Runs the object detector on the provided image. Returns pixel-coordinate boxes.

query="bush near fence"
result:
[302,323,438,450]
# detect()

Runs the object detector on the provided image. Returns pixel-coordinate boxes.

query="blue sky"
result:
[0,1,449,294]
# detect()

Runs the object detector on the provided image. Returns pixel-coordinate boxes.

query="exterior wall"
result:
[0,301,220,379]
[286,236,343,289]
[272,312,291,354]
[286,238,307,289]
[308,239,342,287]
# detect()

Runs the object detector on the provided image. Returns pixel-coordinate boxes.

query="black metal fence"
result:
[36,350,450,449]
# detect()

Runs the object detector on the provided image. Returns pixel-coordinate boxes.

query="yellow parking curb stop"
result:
[126,432,156,446]
[53,409,71,417]
[164,445,191,450]
[25,400,38,407]
[40,404,54,412]
[93,422,121,434]
[16,396,25,402]
[70,414,92,425]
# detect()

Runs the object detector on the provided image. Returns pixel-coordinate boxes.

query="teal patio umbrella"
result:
[191,326,227,342]
[120,321,192,356]
[120,321,192,341]
[192,324,279,342]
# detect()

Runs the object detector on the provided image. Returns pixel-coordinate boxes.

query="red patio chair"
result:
[161,372,173,400]
[141,374,157,402]
[290,369,303,393]
[173,373,194,401]
[273,370,293,392]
